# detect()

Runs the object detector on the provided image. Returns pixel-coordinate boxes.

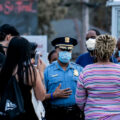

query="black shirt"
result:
[0,52,6,67]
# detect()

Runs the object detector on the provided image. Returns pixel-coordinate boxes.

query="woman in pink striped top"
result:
[75,34,120,120]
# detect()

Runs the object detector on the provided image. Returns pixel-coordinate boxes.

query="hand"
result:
[53,84,72,98]
[31,58,35,64]
[36,58,46,81]
[37,58,46,72]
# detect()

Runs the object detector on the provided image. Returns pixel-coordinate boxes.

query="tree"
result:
[38,0,67,37]
[89,0,111,33]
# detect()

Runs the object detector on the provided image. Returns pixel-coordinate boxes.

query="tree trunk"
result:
[81,0,89,53]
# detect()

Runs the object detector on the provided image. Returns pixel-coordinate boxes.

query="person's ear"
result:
[5,34,12,41]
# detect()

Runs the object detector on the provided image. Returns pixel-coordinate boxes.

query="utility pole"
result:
[81,0,89,53]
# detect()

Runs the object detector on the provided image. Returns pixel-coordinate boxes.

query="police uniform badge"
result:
[74,69,79,76]
[65,37,70,43]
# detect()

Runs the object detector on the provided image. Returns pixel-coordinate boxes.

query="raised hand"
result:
[53,83,72,98]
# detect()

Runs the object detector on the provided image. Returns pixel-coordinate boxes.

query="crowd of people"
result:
[0,24,120,120]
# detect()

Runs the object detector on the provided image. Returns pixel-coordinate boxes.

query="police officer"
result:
[44,37,83,120]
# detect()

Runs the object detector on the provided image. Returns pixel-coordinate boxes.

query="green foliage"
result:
[38,0,67,37]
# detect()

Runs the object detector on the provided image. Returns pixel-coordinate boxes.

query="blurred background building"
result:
[0,0,114,61]
[39,0,111,60]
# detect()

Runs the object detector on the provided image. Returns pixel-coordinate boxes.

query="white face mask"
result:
[86,38,96,51]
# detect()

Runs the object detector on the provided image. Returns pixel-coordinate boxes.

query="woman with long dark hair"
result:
[0,37,46,120]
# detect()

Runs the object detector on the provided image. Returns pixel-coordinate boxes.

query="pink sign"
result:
[0,0,37,15]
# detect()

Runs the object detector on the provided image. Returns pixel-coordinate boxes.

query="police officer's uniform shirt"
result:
[44,61,83,107]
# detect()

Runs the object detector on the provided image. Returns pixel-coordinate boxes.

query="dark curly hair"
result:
[0,24,19,41]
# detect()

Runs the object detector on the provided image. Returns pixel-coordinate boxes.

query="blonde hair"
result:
[95,34,116,61]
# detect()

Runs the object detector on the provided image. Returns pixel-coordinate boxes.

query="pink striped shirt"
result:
[75,63,120,120]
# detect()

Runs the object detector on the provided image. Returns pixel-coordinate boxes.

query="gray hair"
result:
[94,34,116,61]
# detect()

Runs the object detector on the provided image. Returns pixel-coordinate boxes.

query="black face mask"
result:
[0,44,8,48]
[0,44,7,55]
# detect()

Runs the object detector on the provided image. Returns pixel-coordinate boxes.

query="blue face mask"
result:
[58,51,72,63]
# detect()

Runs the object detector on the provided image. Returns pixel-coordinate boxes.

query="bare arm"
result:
[37,59,46,81]
[33,68,46,101]
[28,58,46,101]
